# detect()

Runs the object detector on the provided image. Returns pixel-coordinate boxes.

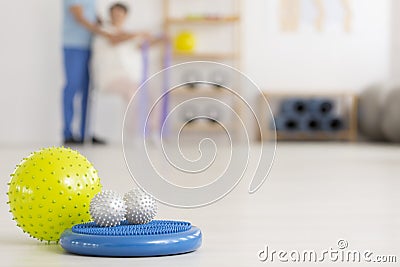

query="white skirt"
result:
[91,35,142,94]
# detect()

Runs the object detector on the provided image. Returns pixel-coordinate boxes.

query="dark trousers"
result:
[62,47,91,140]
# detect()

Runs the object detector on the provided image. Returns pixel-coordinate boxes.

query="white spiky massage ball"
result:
[124,188,157,225]
[90,190,127,227]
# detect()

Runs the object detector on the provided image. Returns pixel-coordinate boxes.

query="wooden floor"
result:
[0,142,399,266]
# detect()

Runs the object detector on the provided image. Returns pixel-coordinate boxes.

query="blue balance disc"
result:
[59,220,202,257]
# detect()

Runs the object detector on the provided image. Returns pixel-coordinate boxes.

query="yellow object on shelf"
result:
[174,31,196,53]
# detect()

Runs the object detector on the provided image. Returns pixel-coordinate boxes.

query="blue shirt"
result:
[63,0,96,49]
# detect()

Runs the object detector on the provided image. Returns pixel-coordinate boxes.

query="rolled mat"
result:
[275,115,301,131]
[321,116,344,132]
[280,98,308,116]
[308,98,334,116]
[300,115,322,132]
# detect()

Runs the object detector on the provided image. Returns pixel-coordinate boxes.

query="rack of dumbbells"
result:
[259,92,358,141]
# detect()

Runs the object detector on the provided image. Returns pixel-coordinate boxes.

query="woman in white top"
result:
[91,2,167,140]
[91,2,157,140]
[91,2,146,101]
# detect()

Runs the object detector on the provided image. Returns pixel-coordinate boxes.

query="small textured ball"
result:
[124,188,157,225]
[7,147,102,242]
[90,190,126,227]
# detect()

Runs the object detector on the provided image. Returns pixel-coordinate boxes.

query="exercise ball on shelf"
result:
[381,87,400,142]
[182,69,202,89]
[174,31,196,53]
[358,85,386,140]
[206,105,222,124]
[209,70,227,89]
[181,105,198,124]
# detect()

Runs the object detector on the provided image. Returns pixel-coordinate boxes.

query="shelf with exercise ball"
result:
[166,16,240,24]
[163,0,242,136]
[163,0,241,63]
[170,85,232,97]
[173,52,236,60]
[258,92,358,141]
[168,83,237,133]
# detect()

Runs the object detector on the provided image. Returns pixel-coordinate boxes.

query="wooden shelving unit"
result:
[163,0,242,65]
[176,121,225,133]
[170,88,231,98]
[172,52,236,60]
[259,91,358,142]
[166,16,240,24]
[169,85,238,133]
[163,0,242,136]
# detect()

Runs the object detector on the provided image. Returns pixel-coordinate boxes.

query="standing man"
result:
[62,0,106,145]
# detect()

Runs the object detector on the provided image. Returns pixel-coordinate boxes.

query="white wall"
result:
[390,0,400,84]
[0,1,62,145]
[0,0,392,144]
[243,0,391,91]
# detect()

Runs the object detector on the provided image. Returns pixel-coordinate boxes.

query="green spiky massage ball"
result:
[7,147,102,242]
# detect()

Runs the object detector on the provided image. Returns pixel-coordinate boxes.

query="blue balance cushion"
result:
[60,220,202,257]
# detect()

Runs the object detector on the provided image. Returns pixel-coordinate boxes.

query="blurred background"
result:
[0,0,398,145]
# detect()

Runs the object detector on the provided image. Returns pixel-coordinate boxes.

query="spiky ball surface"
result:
[124,188,157,225]
[7,147,102,242]
[90,190,126,227]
